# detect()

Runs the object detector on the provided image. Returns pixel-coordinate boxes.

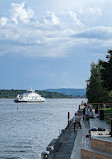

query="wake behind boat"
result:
[14,88,46,103]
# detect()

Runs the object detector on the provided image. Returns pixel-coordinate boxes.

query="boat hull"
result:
[14,99,45,103]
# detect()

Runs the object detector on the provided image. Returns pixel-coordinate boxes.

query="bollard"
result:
[110,117,112,137]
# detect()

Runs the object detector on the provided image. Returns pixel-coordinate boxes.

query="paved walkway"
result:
[70,112,112,159]
[46,108,112,159]
[89,115,112,150]
[70,119,90,159]
[53,123,77,159]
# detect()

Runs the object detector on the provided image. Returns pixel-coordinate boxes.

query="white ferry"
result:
[14,88,46,103]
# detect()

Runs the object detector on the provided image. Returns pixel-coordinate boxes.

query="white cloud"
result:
[10,2,34,24]
[0,24,110,58]
[88,7,102,15]
[0,17,8,25]
[73,26,112,40]
[43,11,60,25]
[0,22,112,58]
[69,11,83,26]
[0,2,112,58]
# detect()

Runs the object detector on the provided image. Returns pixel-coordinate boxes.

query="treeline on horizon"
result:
[86,50,112,103]
[0,89,72,99]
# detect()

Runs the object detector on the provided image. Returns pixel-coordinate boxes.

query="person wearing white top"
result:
[88,109,93,118]
[73,113,81,132]
[84,105,88,123]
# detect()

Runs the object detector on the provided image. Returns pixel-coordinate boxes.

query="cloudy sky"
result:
[0,0,112,90]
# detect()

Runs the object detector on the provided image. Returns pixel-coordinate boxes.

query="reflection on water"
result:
[0,98,87,159]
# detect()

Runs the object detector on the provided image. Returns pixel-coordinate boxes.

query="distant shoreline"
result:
[0,89,86,99]
[0,97,86,99]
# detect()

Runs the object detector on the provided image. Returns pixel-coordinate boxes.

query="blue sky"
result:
[0,0,112,90]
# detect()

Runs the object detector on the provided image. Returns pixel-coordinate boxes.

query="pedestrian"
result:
[84,105,88,123]
[68,112,70,126]
[83,107,85,121]
[73,113,81,132]
[88,109,94,118]
[81,101,84,105]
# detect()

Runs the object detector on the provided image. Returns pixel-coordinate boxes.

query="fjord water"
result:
[0,98,87,159]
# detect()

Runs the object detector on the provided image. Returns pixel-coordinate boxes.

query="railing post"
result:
[68,112,70,126]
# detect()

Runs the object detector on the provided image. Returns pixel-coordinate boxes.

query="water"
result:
[0,98,87,159]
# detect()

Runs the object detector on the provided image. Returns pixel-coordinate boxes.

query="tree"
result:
[86,61,108,103]
[100,50,112,90]
[86,50,112,103]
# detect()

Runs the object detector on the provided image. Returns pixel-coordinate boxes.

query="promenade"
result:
[42,105,112,159]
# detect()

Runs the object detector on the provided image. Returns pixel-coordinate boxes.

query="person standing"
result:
[68,112,70,126]
[88,109,93,118]
[73,113,81,132]
[84,105,88,123]
[83,107,85,121]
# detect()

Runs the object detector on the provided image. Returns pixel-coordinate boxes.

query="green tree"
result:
[100,50,112,90]
[86,62,108,103]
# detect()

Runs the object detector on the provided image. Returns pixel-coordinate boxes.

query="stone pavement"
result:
[90,116,111,138]
[70,118,90,159]
[44,108,112,159]
[53,117,89,159]
[53,123,77,159]
[70,111,112,159]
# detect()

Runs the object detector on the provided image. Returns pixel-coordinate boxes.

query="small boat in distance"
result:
[14,88,46,103]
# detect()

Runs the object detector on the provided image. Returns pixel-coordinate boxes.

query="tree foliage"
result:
[86,50,112,103]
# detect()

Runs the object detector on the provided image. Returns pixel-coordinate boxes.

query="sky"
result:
[0,0,112,90]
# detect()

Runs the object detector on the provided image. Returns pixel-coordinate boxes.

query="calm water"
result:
[0,98,87,159]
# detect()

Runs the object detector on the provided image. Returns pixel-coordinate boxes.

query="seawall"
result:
[41,106,82,159]
[41,104,112,159]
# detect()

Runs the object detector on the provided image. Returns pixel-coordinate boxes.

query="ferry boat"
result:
[14,88,46,103]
